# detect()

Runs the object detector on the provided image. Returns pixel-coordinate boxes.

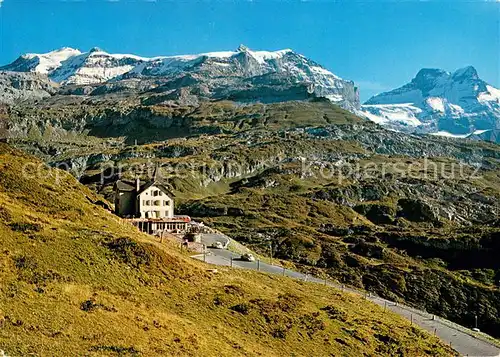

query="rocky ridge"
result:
[1,45,360,110]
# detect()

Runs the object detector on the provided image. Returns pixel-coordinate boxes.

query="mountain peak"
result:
[414,68,448,81]
[452,65,479,80]
[362,65,499,139]
[51,47,80,53]
[89,47,104,53]
[408,68,450,94]
[237,44,250,52]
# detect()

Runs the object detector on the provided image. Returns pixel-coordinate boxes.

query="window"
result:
[159,191,163,196]
[154,200,161,206]
[146,200,151,206]
[163,201,170,206]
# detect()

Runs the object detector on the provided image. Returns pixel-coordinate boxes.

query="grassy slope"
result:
[0,143,453,356]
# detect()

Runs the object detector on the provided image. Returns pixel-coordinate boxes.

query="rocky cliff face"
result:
[0,71,58,105]
[361,66,500,141]
[1,45,360,110]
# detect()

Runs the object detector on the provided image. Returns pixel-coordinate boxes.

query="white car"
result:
[240,253,255,262]
[210,241,224,249]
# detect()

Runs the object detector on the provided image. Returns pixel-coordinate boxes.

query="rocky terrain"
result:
[0,72,58,105]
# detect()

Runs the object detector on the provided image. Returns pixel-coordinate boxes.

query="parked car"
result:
[240,253,255,262]
[210,241,224,249]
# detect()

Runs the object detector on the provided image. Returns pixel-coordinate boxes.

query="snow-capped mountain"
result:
[361,66,500,141]
[3,47,82,75]
[2,47,149,85]
[1,45,359,109]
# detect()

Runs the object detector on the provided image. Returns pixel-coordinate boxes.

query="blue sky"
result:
[0,0,498,101]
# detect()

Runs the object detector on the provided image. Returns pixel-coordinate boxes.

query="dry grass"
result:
[0,143,454,356]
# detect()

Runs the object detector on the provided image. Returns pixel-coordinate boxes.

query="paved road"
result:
[193,248,500,357]
[199,233,230,248]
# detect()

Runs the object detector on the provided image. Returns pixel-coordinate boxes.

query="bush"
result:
[230,303,250,315]
[9,222,42,233]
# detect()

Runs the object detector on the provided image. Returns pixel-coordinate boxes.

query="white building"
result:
[114,169,190,234]
[114,168,175,219]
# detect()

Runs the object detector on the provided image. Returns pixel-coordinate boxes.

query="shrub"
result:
[9,222,42,233]
[230,303,250,315]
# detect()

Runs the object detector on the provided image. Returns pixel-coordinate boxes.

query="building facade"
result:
[114,176,175,219]
[114,170,191,235]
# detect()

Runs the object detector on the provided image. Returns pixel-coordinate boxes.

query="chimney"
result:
[135,177,140,192]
